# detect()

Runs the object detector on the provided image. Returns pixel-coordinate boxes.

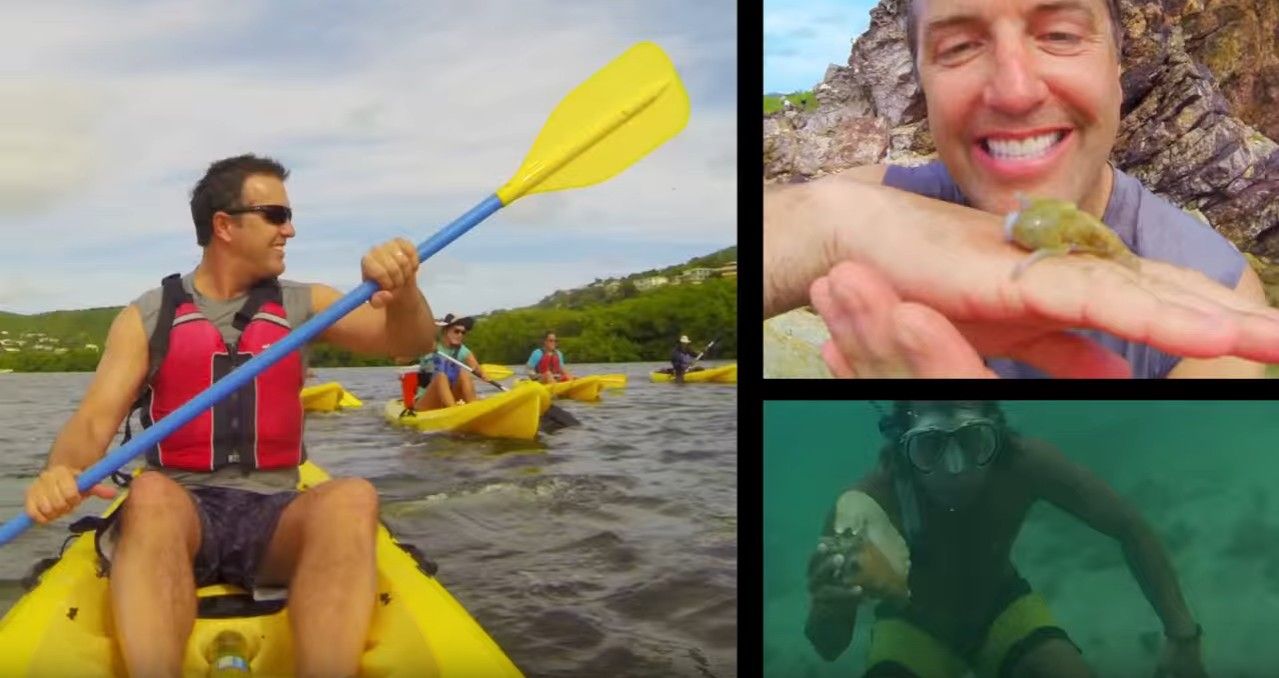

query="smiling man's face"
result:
[914,0,1123,216]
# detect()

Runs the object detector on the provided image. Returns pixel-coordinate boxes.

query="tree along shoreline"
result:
[0,278,737,372]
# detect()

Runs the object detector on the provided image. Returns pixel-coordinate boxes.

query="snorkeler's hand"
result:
[1154,636,1207,678]
[806,535,865,605]
[811,261,1133,378]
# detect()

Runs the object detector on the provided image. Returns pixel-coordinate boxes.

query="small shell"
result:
[834,491,911,601]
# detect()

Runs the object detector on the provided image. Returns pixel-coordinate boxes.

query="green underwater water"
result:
[764,401,1279,677]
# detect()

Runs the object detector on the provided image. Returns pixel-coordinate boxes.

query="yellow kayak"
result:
[384,381,550,440]
[649,363,737,383]
[300,382,363,412]
[517,376,604,402]
[479,364,514,380]
[597,374,627,390]
[0,462,522,677]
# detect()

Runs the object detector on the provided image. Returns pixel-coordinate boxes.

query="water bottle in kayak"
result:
[208,630,252,676]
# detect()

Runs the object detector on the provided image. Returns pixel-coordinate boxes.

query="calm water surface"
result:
[0,362,738,677]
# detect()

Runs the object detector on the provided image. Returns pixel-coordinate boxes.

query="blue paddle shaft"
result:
[0,194,505,546]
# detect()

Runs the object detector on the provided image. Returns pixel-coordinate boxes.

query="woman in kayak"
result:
[526,330,574,383]
[413,314,486,410]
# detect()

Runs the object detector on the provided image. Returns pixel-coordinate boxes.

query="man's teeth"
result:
[984,132,1064,159]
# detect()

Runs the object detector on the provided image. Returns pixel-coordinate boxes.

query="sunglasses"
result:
[449,327,467,335]
[901,420,1000,474]
[223,204,293,226]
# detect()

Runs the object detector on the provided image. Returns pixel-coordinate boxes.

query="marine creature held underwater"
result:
[818,491,911,602]
[1003,194,1140,279]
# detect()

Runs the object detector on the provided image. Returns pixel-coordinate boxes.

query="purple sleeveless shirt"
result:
[883,162,1246,378]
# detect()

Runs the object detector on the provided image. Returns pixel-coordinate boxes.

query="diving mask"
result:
[901,419,1001,474]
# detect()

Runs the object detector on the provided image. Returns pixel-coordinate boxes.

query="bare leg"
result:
[413,372,455,410]
[1008,637,1093,678]
[455,370,477,402]
[110,472,203,678]
[256,478,380,678]
[537,371,553,384]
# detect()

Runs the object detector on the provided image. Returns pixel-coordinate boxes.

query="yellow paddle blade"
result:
[480,364,514,380]
[495,41,690,205]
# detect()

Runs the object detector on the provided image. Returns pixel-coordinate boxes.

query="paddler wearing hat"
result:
[413,314,486,410]
[671,335,698,381]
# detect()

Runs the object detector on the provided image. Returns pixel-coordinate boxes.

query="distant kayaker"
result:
[20,154,437,677]
[413,313,485,410]
[526,331,574,383]
[671,335,700,382]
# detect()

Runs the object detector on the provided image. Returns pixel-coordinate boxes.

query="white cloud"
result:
[0,1,735,315]
[763,0,873,93]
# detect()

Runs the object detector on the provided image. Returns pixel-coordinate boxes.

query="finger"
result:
[88,484,118,500]
[35,495,54,520]
[395,239,420,274]
[819,340,857,378]
[890,303,997,378]
[811,263,908,376]
[54,471,81,506]
[1020,260,1279,363]
[363,255,391,290]
[369,290,391,309]
[375,248,405,290]
[1002,330,1133,378]
[380,254,405,290]
[25,492,48,524]
[825,262,905,370]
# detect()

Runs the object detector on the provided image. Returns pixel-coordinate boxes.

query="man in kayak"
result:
[413,313,486,410]
[21,154,437,677]
[526,330,574,383]
[763,0,1277,377]
[670,335,700,382]
[806,401,1206,676]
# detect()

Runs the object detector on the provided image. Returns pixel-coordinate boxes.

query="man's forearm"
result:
[1121,523,1197,636]
[384,287,436,357]
[46,411,115,471]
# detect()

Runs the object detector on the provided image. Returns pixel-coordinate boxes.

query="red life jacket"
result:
[133,274,305,471]
[535,350,563,376]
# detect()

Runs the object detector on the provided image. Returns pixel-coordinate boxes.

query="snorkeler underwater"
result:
[764,401,1279,677]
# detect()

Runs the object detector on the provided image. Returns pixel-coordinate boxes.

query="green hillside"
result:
[0,307,120,344]
[0,248,738,372]
[763,91,816,115]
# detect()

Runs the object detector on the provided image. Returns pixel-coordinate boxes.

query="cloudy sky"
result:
[0,1,735,316]
[764,0,875,94]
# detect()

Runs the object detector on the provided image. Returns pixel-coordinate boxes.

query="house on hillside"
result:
[635,275,670,291]
[84,343,100,352]
[717,262,737,278]
[681,267,714,283]
[604,281,622,294]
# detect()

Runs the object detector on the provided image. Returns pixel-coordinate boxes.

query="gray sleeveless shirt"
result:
[129,272,314,491]
[882,162,1246,378]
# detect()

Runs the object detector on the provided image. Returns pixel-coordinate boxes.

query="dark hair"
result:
[880,400,1006,440]
[544,331,557,339]
[189,154,289,247]
[904,0,1124,65]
